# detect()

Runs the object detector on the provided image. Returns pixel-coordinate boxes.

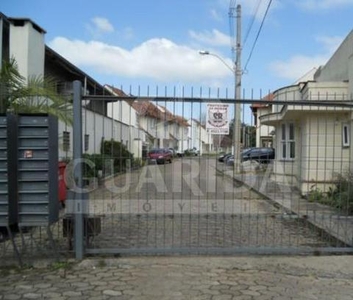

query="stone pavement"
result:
[1,255,353,299]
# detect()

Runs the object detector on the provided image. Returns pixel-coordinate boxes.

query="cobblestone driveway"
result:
[84,158,337,253]
[1,256,353,299]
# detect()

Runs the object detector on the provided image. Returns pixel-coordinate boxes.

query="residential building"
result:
[131,100,189,153]
[105,85,145,160]
[184,119,213,154]
[251,93,275,148]
[260,30,353,195]
[0,13,145,162]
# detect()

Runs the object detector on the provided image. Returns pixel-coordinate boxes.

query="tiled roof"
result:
[105,85,189,127]
[251,93,274,109]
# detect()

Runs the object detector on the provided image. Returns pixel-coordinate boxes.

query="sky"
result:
[2,0,353,119]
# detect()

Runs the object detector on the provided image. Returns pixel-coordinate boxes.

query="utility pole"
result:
[234,4,242,173]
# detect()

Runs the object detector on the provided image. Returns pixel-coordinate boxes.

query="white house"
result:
[184,119,213,155]
[105,85,146,160]
[131,100,189,153]
[260,30,353,195]
[251,93,275,148]
[0,13,145,162]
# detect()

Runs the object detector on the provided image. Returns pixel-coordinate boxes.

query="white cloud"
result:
[86,17,114,38]
[297,0,353,10]
[269,35,344,82]
[189,29,230,47]
[91,17,114,33]
[210,9,222,21]
[48,37,232,82]
[315,35,343,53]
[269,54,328,81]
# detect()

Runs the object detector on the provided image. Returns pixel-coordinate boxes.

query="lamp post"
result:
[199,5,242,172]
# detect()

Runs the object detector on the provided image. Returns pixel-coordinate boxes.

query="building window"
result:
[343,124,350,147]
[135,113,139,127]
[84,134,89,151]
[63,131,70,152]
[281,123,295,159]
[150,118,156,129]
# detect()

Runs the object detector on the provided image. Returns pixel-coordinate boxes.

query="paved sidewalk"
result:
[1,255,353,299]
[220,164,353,248]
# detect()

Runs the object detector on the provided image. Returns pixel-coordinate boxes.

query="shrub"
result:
[328,172,353,214]
[101,139,134,174]
[82,153,104,179]
[307,186,324,203]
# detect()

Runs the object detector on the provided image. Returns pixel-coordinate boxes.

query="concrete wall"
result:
[256,106,274,147]
[107,100,138,127]
[58,108,146,160]
[299,113,350,194]
[10,19,45,80]
[301,81,348,100]
[314,30,353,83]
[272,85,301,114]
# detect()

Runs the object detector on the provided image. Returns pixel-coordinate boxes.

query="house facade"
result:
[1,13,146,162]
[131,100,189,153]
[184,119,213,154]
[251,94,275,148]
[260,30,353,195]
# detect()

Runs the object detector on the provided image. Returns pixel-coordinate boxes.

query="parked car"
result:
[148,148,173,164]
[176,150,184,157]
[184,148,199,156]
[225,155,234,166]
[218,152,232,162]
[241,147,275,164]
[168,148,176,157]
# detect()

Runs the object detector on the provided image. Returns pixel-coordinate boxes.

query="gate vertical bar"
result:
[73,80,84,260]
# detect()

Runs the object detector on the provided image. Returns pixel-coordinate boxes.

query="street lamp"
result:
[199,49,242,172]
[199,51,234,74]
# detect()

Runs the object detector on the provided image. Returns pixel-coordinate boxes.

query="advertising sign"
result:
[206,103,230,134]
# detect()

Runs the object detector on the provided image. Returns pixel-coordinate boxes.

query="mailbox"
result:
[17,115,59,226]
[0,114,18,227]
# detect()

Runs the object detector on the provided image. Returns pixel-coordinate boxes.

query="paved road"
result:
[80,157,336,252]
[1,256,353,299]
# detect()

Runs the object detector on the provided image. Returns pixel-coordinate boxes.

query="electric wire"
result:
[243,0,262,48]
[243,0,273,72]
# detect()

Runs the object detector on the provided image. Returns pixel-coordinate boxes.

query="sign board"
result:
[206,103,230,134]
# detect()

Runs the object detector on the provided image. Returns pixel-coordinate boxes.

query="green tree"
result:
[0,58,72,125]
[101,139,133,173]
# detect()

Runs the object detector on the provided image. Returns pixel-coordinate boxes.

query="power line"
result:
[243,0,273,72]
[243,0,262,48]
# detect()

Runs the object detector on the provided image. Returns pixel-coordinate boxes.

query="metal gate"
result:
[3,83,353,265]
[66,80,353,258]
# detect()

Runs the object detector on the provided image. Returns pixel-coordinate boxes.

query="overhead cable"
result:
[243,0,273,72]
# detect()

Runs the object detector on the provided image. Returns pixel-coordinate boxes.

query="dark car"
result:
[225,155,234,166]
[241,147,275,164]
[148,148,173,164]
[218,152,232,162]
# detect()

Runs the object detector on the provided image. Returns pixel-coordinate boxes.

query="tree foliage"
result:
[0,58,72,125]
[101,139,134,173]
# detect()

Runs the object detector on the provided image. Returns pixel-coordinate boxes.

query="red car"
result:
[148,148,173,164]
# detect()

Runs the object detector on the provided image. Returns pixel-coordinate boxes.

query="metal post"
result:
[73,80,84,260]
[234,4,242,173]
